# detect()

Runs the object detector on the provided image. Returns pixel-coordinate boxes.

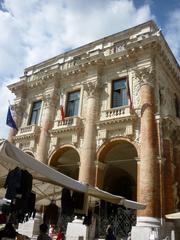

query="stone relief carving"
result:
[133,66,155,87]
[43,92,58,108]
[134,129,140,143]
[48,137,58,155]
[132,75,141,107]
[83,81,102,98]
[108,128,126,138]
[96,138,105,148]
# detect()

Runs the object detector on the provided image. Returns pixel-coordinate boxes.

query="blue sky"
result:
[0,0,179,138]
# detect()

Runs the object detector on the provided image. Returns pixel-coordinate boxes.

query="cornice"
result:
[156,43,180,87]
[14,133,38,141]
[50,126,82,136]
[8,21,179,94]
[97,115,136,127]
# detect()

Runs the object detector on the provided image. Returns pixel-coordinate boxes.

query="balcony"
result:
[98,106,135,126]
[51,116,82,134]
[15,124,40,139]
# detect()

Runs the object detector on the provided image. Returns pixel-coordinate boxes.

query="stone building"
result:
[7,21,180,239]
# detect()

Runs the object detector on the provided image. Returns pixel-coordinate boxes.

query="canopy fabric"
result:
[165,212,180,220]
[0,139,146,210]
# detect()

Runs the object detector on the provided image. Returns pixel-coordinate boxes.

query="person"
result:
[37,223,52,240]
[0,222,17,240]
[56,227,63,240]
[105,225,116,240]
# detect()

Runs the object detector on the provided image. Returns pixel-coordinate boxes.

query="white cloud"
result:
[0,0,154,138]
[164,8,180,63]
[0,78,16,138]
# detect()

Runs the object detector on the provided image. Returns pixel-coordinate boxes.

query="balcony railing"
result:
[17,124,40,136]
[100,106,131,121]
[52,116,82,130]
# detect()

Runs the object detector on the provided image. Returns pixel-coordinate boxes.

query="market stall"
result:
[0,140,145,210]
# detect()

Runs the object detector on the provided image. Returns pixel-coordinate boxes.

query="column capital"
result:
[133,66,155,88]
[83,81,102,98]
[43,92,58,108]
[11,101,26,118]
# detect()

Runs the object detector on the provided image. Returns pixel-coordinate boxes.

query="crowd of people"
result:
[0,223,64,240]
[0,221,132,240]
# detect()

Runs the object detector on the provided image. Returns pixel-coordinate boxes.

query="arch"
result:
[97,136,139,162]
[48,144,80,166]
[24,150,35,157]
[48,144,80,180]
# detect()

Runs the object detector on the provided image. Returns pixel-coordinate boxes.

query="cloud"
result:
[0,0,154,138]
[164,8,180,63]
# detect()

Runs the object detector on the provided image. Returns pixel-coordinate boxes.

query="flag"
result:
[126,77,132,109]
[59,105,65,122]
[6,106,18,131]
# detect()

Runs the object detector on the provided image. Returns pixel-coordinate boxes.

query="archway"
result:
[96,139,138,238]
[49,145,80,180]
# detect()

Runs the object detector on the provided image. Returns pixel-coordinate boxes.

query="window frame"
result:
[111,78,128,108]
[65,90,80,117]
[28,100,42,125]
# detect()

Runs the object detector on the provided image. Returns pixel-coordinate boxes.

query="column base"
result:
[131,217,176,240]
[66,217,88,240]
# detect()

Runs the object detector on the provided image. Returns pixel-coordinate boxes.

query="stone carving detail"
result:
[96,138,105,148]
[43,92,58,108]
[133,66,155,87]
[108,128,126,138]
[83,81,101,98]
[11,99,26,118]
[134,129,140,143]
[98,129,107,139]
[132,75,141,107]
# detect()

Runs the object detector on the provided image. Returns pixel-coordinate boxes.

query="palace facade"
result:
[7,21,180,239]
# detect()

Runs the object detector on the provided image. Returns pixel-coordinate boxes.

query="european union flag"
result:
[6,106,18,131]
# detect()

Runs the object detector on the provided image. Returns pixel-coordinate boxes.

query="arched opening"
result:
[102,140,137,200]
[96,139,138,238]
[49,146,80,180]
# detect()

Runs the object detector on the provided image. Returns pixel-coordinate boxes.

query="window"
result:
[29,100,42,125]
[66,90,80,117]
[175,95,180,118]
[111,79,128,108]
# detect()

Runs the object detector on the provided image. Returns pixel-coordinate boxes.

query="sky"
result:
[0,0,180,138]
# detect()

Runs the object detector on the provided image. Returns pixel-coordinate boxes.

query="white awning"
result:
[165,212,180,220]
[0,139,146,210]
